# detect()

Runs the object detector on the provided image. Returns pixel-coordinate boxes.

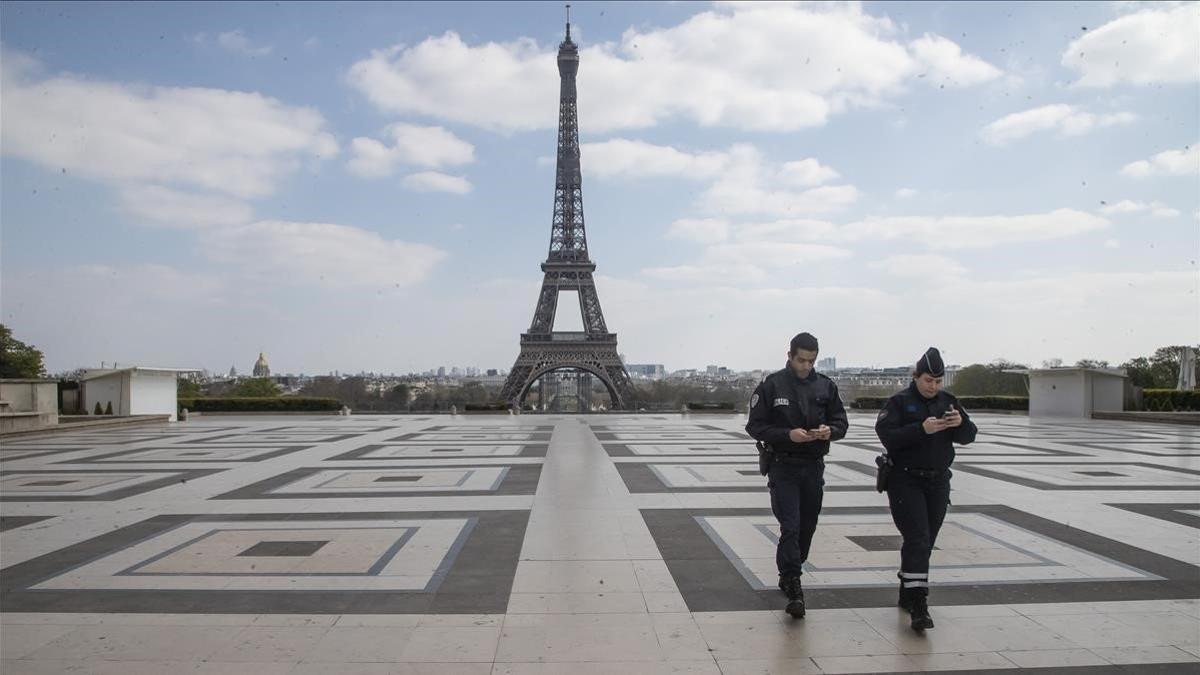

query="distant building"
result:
[437,366,446,377]
[818,357,837,371]
[1010,367,1127,418]
[706,365,719,375]
[228,365,238,378]
[253,352,271,378]
[627,364,666,379]
[82,366,201,422]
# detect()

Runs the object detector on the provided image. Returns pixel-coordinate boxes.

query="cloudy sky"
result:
[2,1,1197,375]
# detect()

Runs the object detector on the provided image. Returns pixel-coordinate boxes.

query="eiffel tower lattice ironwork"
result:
[500,12,634,410]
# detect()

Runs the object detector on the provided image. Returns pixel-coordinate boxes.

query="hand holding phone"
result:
[942,406,962,428]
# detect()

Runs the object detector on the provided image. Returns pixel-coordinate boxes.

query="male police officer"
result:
[746,332,848,618]
[874,347,977,631]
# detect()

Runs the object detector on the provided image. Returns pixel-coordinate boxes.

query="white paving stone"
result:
[0,413,1196,673]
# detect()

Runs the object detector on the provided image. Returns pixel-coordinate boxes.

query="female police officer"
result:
[874,347,976,631]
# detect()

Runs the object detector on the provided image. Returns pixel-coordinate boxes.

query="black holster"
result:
[875,453,892,492]
[756,440,773,476]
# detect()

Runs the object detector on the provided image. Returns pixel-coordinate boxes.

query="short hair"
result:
[790,332,819,355]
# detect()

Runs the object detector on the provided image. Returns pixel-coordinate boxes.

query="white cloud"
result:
[1099,199,1146,214]
[401,171,472,194]
[583,139,838,188]
[216,30,273,57]
[777,158,840,187]
[981,104,1136,145]
[1120,144,1200,178]
[895,188,918,199]
[1104,239,1120,248]
[582,140,855,217]
[346,4,998,133]
[726,208,1108,250]
[698,145,857,216]
[840,209,1108,249]
[1063,4,1200,87]
[599,268,1198,371]
[702,181,860,217]
[0,53,338,199]
[119,185,253,228]
[870,254,967,278]
[909,34,1003,87]
[581,139,726,179]
[202,220,447,288]
[348,123,475,178]
[665,218,730,245]
[644,240,852,284]
[1098,199,1181,217]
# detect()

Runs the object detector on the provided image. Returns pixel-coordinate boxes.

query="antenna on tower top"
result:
[565,4,571,40]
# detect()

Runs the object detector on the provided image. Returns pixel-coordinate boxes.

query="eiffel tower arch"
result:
[501,13,634,411]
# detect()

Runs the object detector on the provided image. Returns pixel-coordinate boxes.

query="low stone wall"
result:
[0,379,60,433]
[1092,411,1200,426]
[3,414,171,438]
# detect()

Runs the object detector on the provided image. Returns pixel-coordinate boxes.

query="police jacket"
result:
[874,381,977,471]
[745,364,848,459]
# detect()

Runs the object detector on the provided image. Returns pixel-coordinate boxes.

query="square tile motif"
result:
[603,443,756,457]
[387,431,552,442]
[238,540,330,557]
[213,464,541,499]
[183,432,362,445]
[0,469,223,501]
[642,505,1200,612]
[953,462,1200,490]
[1,510,529,614]
[593,431,748,442]
[615,461,876,493]
[699,512,1157,590]
[0,515,55,532]
[1069,441,1200,457]
[66,445,312,464]
[1107,502,1200,529]
[329,443,548,460]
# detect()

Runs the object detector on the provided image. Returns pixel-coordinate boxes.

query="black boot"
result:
[897,583,913,612]
[909,594,934,631]
[780,575,805,618]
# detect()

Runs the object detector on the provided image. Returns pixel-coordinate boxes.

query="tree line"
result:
[1,324,1194,402]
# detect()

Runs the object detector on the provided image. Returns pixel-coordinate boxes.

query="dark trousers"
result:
[886,468,951,597]
[768,459,825,578]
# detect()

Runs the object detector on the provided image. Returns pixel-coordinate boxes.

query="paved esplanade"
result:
[1,414,1198,673]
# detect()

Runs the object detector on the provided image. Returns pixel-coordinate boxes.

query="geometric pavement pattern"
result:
[1,413,1197,673]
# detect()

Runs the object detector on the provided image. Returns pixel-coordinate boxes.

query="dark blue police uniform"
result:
[746,364,848,592]
[874,348,977,630]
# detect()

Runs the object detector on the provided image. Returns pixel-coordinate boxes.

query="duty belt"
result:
[902,467,946,479]
[773,453,823,465]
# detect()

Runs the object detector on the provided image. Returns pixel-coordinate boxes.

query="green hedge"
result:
[178,397,341,413]
[464,403,510,411]
[686,401,735,410]
[851,396,1028,411]
[1143,389,1200,411]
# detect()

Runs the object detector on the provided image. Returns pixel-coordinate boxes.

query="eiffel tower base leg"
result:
[501,339,633,411]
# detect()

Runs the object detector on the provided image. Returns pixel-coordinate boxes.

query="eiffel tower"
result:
[500,10,634,411]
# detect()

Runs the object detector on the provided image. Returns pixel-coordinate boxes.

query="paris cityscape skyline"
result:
[2,1,1196,376]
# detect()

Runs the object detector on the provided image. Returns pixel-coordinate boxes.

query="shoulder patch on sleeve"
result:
[877,408,888,421]
[750,393,760,408]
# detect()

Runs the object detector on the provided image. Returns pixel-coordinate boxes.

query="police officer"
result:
[874,347,977,631]
[746,332,848,618]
